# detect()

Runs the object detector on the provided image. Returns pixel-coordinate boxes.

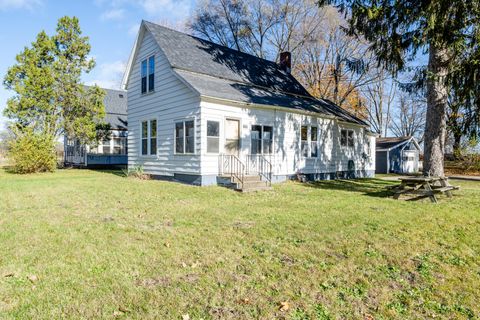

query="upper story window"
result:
[141,119,157,155]
[251,125,273,154]
[175,120,195,154]
[341,129,354,148]
[141,55,155,94]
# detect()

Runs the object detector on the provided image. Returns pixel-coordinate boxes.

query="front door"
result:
[225,119,240,156]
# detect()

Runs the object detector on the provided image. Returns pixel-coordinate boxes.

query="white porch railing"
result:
[219,154,273,186]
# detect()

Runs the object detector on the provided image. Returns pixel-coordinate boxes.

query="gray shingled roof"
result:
[376,136,412,150]
[100,87,127,130]
[143,21,368,126]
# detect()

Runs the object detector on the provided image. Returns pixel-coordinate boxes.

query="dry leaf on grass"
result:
[3,272,14,277]
[118,306,129,313]
[279,301,289,312]
[27,275,38,283]
[182,314,190,320]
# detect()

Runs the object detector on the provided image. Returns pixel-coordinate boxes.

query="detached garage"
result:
[375,136,421,174]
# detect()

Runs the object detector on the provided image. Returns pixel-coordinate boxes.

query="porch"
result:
[218,154,274,192]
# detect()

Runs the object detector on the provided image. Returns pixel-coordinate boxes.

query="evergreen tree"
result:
[318,0,480,176]
[3,16,105,172]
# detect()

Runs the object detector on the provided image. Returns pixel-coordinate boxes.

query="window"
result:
[262,126,273,154]
[141,60,147,94]
[113,137,126,155]
[148,56,155,92]
[311,126,318,157]
[102,139,111,154]
[207,120,220,153]
[251,125,273,154]
[141,121,148,155]
[300,126,319,158]
[341,129,354,148]
[150,119,157,155]
[175,120,195,154]
[141,55,155,94]
[301,126,308,157]
[348,130,354,147]
[141,120,157,155]
[251,125,262,154]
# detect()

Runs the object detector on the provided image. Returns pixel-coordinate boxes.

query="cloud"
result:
[100,8,125,21]
[85,60,126,90]
[0,0,42,11]
[139,0,191,21]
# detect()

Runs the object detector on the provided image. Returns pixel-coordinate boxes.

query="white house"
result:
[64,87,128,168]
[122,21,376,190]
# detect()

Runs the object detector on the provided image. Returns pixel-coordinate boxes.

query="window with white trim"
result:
[300,125,319,158]
[141,120,157,155]
[101,138,111,154]
[311,126,318,157]
[251,125,273,154]
[175,120,195,154]
[301,126,308,157]
[341,129,354,148]
[141,55,155,94]
[206,120,220,153]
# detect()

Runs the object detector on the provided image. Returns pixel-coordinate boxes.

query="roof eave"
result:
[200,95,371,125]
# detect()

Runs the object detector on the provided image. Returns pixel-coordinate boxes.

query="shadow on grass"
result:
[93,169,127,178]
[303,178,397,198]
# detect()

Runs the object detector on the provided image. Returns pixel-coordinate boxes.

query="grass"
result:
[0,169,479,319]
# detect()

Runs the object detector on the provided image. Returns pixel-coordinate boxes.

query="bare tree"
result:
[190,0,323,62]
[389,94,426,142]
[190,2,387,119]
[287,7,383,114]
[362,74,396,136]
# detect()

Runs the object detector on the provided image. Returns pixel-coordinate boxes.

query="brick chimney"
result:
[279,52,291,73]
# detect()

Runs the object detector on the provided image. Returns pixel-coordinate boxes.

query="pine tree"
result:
[319,0,480,176]
[3,16,105,172]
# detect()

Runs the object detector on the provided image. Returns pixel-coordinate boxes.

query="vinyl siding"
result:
[127,29,201,176]
[199,100,375,176]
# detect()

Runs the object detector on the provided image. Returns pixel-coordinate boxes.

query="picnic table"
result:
[390,176,459,203]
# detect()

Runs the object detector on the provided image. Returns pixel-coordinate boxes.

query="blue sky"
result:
[0,0,196,128]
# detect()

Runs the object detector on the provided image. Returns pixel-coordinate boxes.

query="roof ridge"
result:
[143,20,283,68]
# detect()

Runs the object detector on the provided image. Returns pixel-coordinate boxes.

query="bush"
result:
[8,131,57,173]
[123,165,150,180]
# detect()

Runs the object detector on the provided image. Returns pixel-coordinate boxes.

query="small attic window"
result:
[119,94,124,98]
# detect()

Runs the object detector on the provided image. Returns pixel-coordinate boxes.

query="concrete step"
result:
[241,180,269,189]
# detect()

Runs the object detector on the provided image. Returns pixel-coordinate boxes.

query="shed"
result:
[375,136,421,174]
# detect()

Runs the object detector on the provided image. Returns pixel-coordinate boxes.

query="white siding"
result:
[200,100,375,177]
[127,30,201,176]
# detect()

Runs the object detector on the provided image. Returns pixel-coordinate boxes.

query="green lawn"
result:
[1,169,479,319]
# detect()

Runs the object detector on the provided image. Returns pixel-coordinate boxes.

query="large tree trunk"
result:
[424,44,449,177]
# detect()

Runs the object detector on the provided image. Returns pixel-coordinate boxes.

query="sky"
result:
[0,0,196,129]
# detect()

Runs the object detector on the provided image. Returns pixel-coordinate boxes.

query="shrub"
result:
[8,131,57,173]
[123,165,150,180]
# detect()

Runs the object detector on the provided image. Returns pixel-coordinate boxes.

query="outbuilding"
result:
[375,136,421,174]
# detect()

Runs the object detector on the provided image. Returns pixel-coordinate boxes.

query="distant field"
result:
[0,169,479,319]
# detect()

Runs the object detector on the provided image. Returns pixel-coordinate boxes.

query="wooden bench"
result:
[391,177,459,203]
